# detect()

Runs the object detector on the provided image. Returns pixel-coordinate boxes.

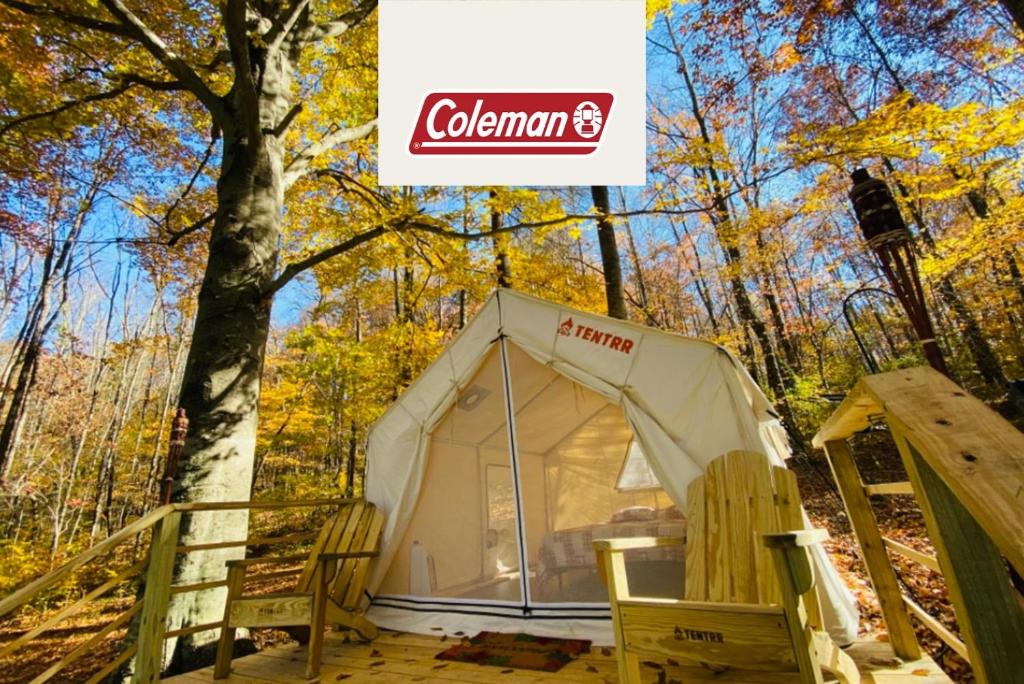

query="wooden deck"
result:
[166,630,952,683]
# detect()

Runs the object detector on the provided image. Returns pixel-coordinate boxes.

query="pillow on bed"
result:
[658,506,684,520]
[611,506,656,523]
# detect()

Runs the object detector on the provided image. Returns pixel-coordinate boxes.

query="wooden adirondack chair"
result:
[214,500,385,680]
[593,451,859,684]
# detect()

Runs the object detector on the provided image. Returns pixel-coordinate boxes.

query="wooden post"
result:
[892,429,1024,682]
[767,545,825,684]
[593,545,642,684]
[213,565,246,679]
[822,440,920,660]
[133,510,181,683]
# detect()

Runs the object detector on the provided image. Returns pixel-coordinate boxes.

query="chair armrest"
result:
[762,528,828,549]
[592,536,684,552]
[317,551,380,562]
[225,554,307,567]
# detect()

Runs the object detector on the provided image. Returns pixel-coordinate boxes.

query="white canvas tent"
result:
[365,290,857,644]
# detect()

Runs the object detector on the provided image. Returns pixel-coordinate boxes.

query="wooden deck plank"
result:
[164,630,953,684]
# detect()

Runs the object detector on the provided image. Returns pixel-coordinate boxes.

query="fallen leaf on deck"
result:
[912,669,931,676]
[586,664,598,672]
[370,660,385,667]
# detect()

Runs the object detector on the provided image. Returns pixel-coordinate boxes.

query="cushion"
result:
[610,506,656,523]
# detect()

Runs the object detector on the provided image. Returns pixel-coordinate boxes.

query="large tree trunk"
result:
[591,186,627,320]
[164,120,283,667]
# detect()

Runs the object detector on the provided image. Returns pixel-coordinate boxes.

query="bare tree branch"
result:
[161,135,219,236]
[265,201,709,296]
[118,73,184,91]
[167,212,215,247]
[298,0,379,43]
[272,104,303,137]
[265,222,391,296]
[0,0,133,38]
[96,0,228,125]
[0,66,190,142]
[314,168,395,210]
[266,0,312,55]
[282,118,378,187]
[0,83,133,141]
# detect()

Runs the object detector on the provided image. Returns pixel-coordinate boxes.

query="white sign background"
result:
[378,0,646,186]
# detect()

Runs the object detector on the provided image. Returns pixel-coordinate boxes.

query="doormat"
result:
[435,631,592,672]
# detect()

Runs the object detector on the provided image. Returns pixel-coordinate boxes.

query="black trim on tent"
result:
[370,600,611,622]
[368,594,611,612]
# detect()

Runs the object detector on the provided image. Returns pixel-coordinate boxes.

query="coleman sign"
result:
[409,93,614,155]
[379,0,645,185]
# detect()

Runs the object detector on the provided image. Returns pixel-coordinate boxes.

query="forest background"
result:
[0,0,1023,679]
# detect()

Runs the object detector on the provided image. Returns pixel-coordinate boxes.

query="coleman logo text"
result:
[409,92,614,155]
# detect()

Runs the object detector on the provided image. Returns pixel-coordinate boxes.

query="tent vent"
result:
[457,385,491,411]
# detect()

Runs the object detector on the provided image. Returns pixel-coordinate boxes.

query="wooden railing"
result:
[0,498,351,683]
[813,366,1024,683]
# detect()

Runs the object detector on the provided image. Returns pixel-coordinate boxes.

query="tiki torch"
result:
[849,168,949,376]
[160,408,188,505]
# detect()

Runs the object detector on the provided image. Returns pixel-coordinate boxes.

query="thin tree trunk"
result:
[591,186,627,320]
[755,228,800,383]
[668,216,720,336]
[490,190,512,288]
[0,204,85,479]
[664,18,803,447]
[617,188,657,326]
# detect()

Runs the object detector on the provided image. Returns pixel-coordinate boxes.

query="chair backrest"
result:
[684,451,804,606]
[296,500,385,610]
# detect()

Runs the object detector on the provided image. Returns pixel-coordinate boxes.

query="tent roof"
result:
[367,289,789,492]
[378,291,731,424]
